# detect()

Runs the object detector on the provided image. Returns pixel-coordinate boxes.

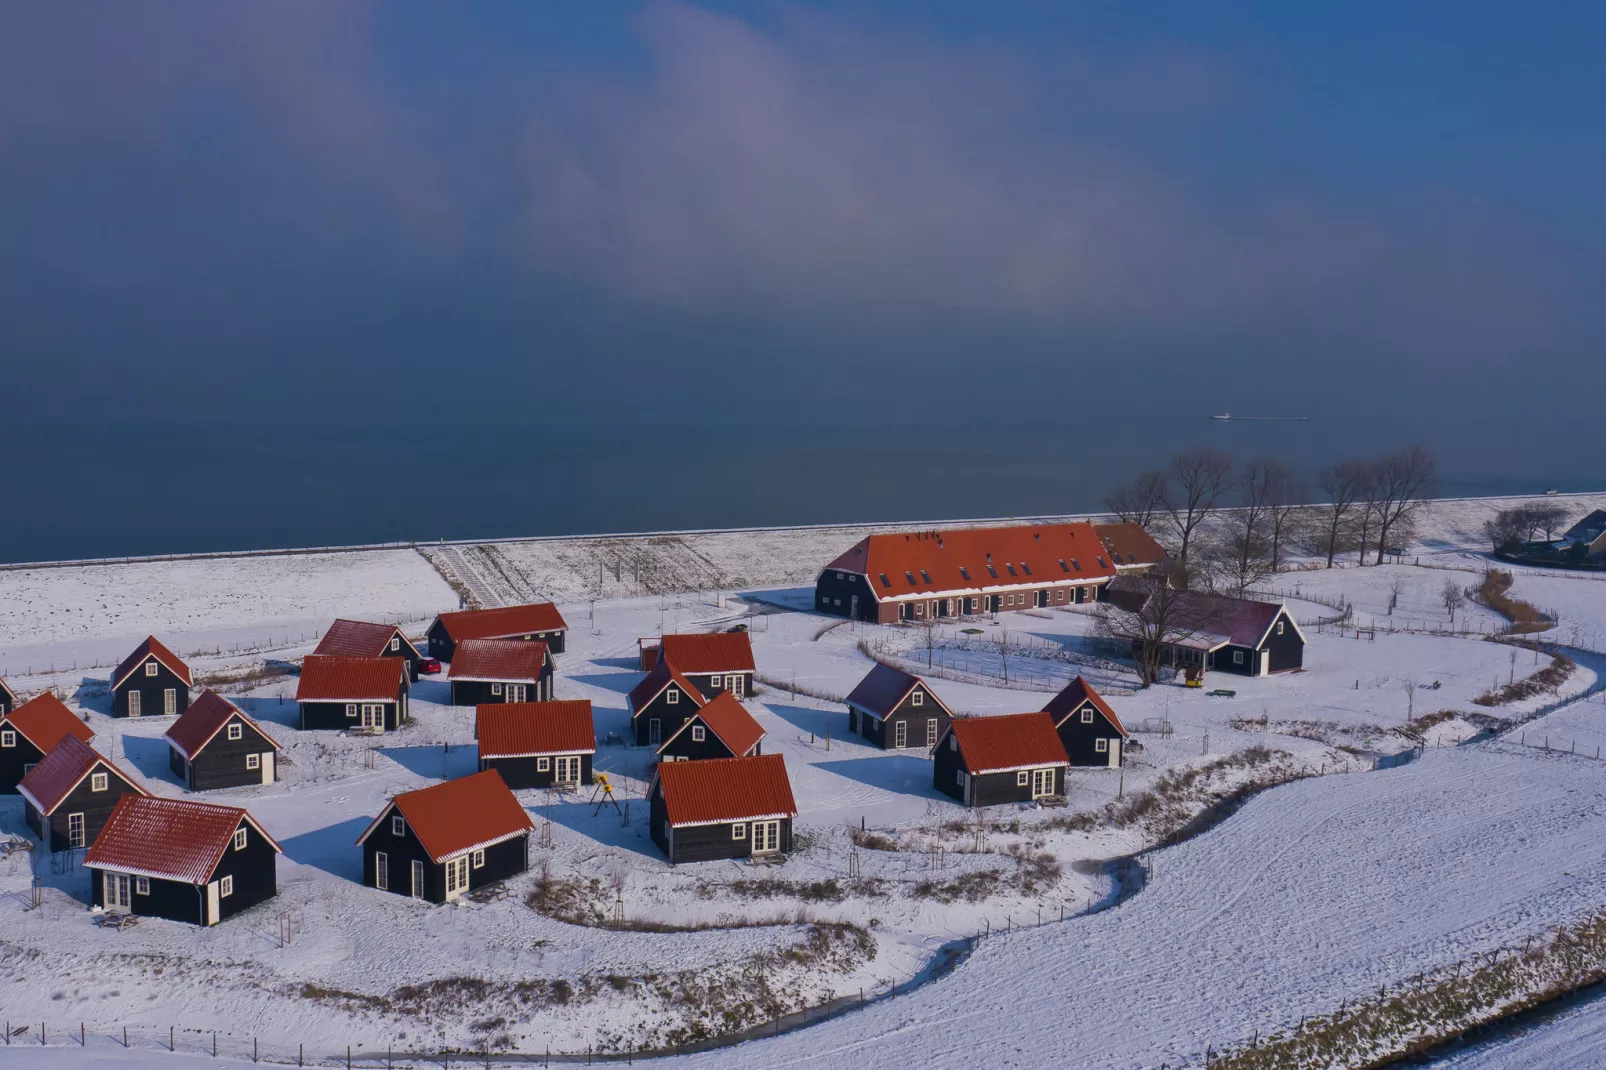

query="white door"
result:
[751,821,781,854]
[1031,768,1056,798]
[127,690,141,718]
[445,856,469,900]
[163,688,177,715]
[105,873,132,911]
[260,751,275,785]
[554,756,581,785]
[505,684,527,703]
[205,881,220,925]
[926,719,939,748]
[411,860,426,899]
[1258,649,1270,677]
[361,704,383,731]
[1107,739,1121,769]
[893,721,907,748]
[728,675,744,699]
[649,719,662,746]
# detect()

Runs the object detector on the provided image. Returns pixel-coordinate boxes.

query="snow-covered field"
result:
[2,493,1606,1067]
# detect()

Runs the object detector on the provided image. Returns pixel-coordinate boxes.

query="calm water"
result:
[3,417,1596,564]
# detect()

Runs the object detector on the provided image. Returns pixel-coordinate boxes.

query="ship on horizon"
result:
[1211,413,1309,422]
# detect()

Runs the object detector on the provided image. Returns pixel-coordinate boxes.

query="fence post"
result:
[170,1025,174,1051]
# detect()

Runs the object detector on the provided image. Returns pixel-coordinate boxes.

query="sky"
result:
[1,2,1603,556]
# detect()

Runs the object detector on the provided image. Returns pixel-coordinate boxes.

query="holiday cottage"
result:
[1042,676,1129,767]
[428,603,569,660]
[0,693,93,795]
[476,701,595,789]
[447,638,555,705]
[85,795,281,926]
[357,770,534,903]
[296,656,410,732]
[315,619,426,681]
[627,658,707,747]
[932,713,1069,807]
[165,691,283,790]
[1110,580,1307,678]
[19,735,148,851]
[656,633,756,700]
[649,753,797,865]
[844,663,953,751]
[656,692,766,763]
[110,636,192,718]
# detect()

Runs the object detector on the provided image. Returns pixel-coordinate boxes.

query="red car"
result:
[417,658,442,676]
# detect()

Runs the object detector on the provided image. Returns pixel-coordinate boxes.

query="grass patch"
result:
[1472,569,1553,635]
[1474,650,1575,707]
[850,828,901,852]
[1044,746,1296,840]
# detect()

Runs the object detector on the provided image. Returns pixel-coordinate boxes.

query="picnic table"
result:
[0,837,34,859]
[96,911,141,932]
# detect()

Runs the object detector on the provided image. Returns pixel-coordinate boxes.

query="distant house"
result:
[657,692,766,763]
[0,693,94,795]
[447,639,554,705]
[315,619,426,681]
[0,678,17,716]
[295,656,410,732]
[933,713,1068,807]
[815,523,1120,624]
[1042,676,1129,767]
[165,691,283,790]
[84,795,281,926]
[1560,510,1606,558]
[628,659,707,747]
[356,770,534,903]
[428,603,569,660]
[476,701,595,790]
[19,735,148,851]
[110,636,193,719]
[656,633,756,700]
[1092,523,1168,574]
[844,663,952,751]
[649,753,797,865]
[1109,581,1306,678]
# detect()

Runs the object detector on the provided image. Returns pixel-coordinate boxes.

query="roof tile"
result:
[84,795,280,885]
[659,633,756,675]
[660,692,765,757]
[825,523,1116,598]
[1042,676,1127,736]
[112,636,193,690]
[359,770,533,863]
[165,690,282,759]
[654,753,796,826]
[435,604,568,643]
[477,701,596,758]
[295,656,407,703]
[628,659,707,713]
[447,639,549,683]
[1,693,93,753]
[315,619,415,659]
[948,713,1068,774]
[19,735,146,815]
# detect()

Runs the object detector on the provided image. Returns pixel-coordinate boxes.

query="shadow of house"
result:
[542,798,661,859]
[71,678,113,715]
[235,695,302,730]
[119,735,182,786]
[568,673,640,696]
[762,702,847,740]
[814,756,939,797]
[279,816,373,881]
[589,657,643,671]
[377,744,479,782]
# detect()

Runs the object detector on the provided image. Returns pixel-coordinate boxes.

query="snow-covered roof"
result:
[85,795,280,886]
[845,663,951,721]
[111,635,193,691]
[477,701,595,758]
[824,523,1117,601]
[433,604,568,642]
[446,638,549,683]
[357,770,534,863]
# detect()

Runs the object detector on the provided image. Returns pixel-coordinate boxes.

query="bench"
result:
[1207,689,1237,698]
[96,911,141,932]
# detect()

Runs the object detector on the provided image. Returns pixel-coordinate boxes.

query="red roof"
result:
[659,633,756,675]
[946,713,1068,774]
[659,692,766,757]
[84,795,280,885]
[2,693,93,753]
[434,604,569,643]
[18,735,147,815]
[447,639,549,683]
[845,663,951,720]
[628,658,707,713]
[477,701,596,759]
[1092,523,1168,568]
[295,656,407,702]
[357,770,534,863]
[165,690,282,760]
[825,523,1116,600]
[315,619,416,660]
[1042,676,1127,736]
[653,753,796,827]
[112,636,193,690]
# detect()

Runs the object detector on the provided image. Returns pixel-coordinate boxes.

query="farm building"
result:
[844,663,952,751]
[165,691,283,790]
[296,655,410,732]
[0,678,16,715]
[110,636,192,719]
[0,693,93,795]
[628,658,707,747]
[357,770,534,903]
[815,523,1120,624]
[447,638,555,705]
[1042,676,1130,767]
[1092,523,1168,573]
[428,603,569,660]
[19,735,148,851]
[314,619,426,680]
[656,692,766,763]
[476,701,595,789]
[933,713,1069,807]
[650,633,756,700]
[1108,580,1307,678]
[649,753,797,865]
[84,795,281,926]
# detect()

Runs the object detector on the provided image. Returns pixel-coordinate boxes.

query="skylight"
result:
[905,571,916,584]
[920,569,932,583]
[1058,559,1069,572]
[879,573,891,588]
[959,566,971,581]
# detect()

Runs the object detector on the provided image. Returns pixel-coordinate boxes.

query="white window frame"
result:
[390,637,401,651]
[691,726,706,742]
[446,856,469,897]
[1233,650,1245,665]
[956,769,966,787]
[472,849,485,869]
[127,691,141,717]
[490,682,503,695]
[1095,738,1109,753]
[707,676,722,690]
[163,689,177,715]
[392,814,406,837]
[233,828,248,851]
[145,661,159,677]
[375,851,389,891]
[0,730,14,748]
[136,876,150,895]
[91,772,109,792]
[220,875,233,898]
[732,822,746,840]
[911,692,923,707]
[346,703,359,718]
[536,756,551,771]
[68,812,86,848]
[227,723,243,741]
[666,689,680,705]
[246,753,260,770]
[1276,621,1285,636]
[1081,708,1094,724]
[1016,770,1030,786]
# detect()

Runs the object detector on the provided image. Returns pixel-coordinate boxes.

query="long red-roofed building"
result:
[649,753,796,864]
[428,603,569,660]
[815,522,1121,624]
[932,713,1069,807]
[0,693,93,795]
[476,700,595,789]
[356,770,534,903]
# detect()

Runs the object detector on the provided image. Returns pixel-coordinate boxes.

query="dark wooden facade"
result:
[360,815,529,904]
[427,620,566,660]
[449,673,553,707]
[813,569,880,623]
[657,714,761,763]
[1212,608,1305,676]
[113,660,189,719]
[931,734,1066,807]
[299,693,406,732]
[170,719,280,791]
[1053,706,1127,768]
[478,752,593,791]
[0,680,15,716]
[89,822,277,926]
[681,670,754,702]
[849,689,949,751]
[632,684,700,747]
[649,792,793,865]
[25,766,145,851]
[0,731,46,796]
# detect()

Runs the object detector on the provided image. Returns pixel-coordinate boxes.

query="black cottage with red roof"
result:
[428,603,569,660]
[448,639,554,706]
[20,735,148,851]
[296,656,410,732]
[1111,581,1306,678]
[649,754,797,865]
[166,691,284,790]
[0,693,93,795]
[657,692,766,763]
[933,713,1069,807]
[1043,676,1130,767]
[356,770,534,903]
[657,633,756,700]
[845,664,953,751]
[110,636,192,718]
[628,659,707,747]
[85,795,281,926]
[476,701,596,789]
[315,619,426,681]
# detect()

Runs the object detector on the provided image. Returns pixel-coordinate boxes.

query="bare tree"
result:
[919,619,939,670]
[1263,460,1305,570]
[997,628,1011,685]
[1356,466,1386,566]
[1372,445,1438,565]
[1203,458,1280,598]
[1104,470,1168,528]
[1486,502,1571,549]
[1442,579,1466,624]
[1159,447,1233,578]
[1316,460,1372,568]
[1095,568,1219,686]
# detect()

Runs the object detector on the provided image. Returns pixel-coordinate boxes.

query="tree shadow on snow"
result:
[814,756,940,799]
[541,798,659,860]
[568,672,639,696]
[378,744,477,781]
[119,735,182,786]
[279,816,373,881]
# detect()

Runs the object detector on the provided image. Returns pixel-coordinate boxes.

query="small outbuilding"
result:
[844,663,953,751]
[315,619,427,681]
[0,677,17,716]
[447,639,554,706]
[1117,585,1307,678]
[356,770,534,903]
[19,735,148,851]
[476,701,595,790]
[649,753,797,865]
[656,692,766,763]
[627,658,707,747]
[110,636,193,718]
[0,693,94,795]
[656,633,756,700]
[84,795,281,926]
[1042,676,1130,768]
[428,603,569,660]
[296,656,410,732]
[166,691,284,790]
[932,713,1069,807]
